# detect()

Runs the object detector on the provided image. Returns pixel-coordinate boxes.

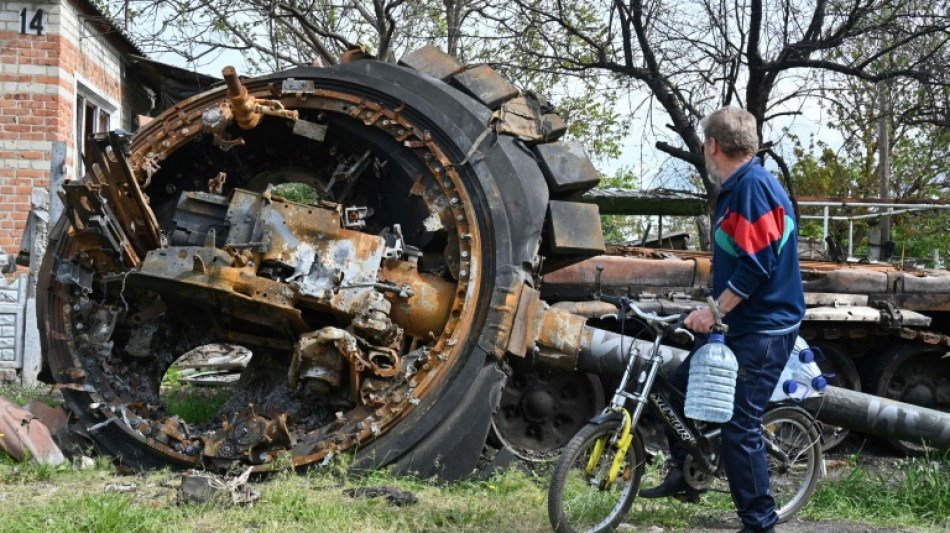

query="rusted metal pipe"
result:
[379,259,454,339]
[222,66,262,130]
[542,255,711,292]
[524,297,692,375]
[550,301,619,318]
[222,66,243,96]
[552,299,702,318]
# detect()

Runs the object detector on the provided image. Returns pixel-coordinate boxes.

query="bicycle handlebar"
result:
[599,295,695,343]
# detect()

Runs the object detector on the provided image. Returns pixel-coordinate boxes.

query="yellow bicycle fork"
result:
[585,408,634,490]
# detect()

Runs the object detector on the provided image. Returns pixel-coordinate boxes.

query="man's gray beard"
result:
[705,155,722,186]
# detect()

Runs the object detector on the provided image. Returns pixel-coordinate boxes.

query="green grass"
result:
[1,447,949,532]
[616,459,737,530]
[800,452,950,530]
[160,365,231,424]
[0,461,551,533]
[623,452,950,531]
[272,182,321,204]
[162,386,231,424]
[0,382,62,407]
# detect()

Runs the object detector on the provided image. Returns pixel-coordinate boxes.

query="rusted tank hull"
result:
[36,49,604,478]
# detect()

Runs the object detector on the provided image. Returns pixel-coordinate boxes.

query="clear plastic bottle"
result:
[770,337,829,403]
[791,345,828,392]
[779,379,810,402]
[685,333,738,423]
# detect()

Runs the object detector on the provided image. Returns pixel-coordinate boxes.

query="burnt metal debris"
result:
[36,47,608,478]
[344,486,418,507]
[178,469,260,506]
[0,396,66,465]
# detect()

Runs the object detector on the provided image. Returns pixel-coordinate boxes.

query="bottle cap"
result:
[798,348,814,363]
[709,333,726,344]
[783,380,798,394]
[794,337,809,353]
[812,375,828,391]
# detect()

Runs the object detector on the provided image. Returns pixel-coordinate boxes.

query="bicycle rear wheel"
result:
[763,405,822,521]
[547,418,645,533]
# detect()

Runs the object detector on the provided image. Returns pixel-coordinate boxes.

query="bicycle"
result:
[547,297,823,533]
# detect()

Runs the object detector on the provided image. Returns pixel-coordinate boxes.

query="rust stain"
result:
[43,66,490,471]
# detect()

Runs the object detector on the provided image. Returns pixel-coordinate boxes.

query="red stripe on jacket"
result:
[721,206,786,255]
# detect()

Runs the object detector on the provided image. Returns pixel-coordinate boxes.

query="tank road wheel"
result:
[869,343,950,455]
[491,363,605,461]
[809,341,860,451]
[36,48,603,477]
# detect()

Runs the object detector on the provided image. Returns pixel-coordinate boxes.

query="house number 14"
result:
[20,8,46,36]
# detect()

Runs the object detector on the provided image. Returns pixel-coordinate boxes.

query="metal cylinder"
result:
[222,66,243,96]
[576,327,690,377]
[542,255,708,292]
[222,66,261,130]
[550,300,619,318]
[379,259,454,339]
[804,386,950,449]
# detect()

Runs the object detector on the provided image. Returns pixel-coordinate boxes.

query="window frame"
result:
[73,80,119,178]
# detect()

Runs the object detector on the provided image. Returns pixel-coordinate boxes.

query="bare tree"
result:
[105,0,501,72]
[495,0,950,216]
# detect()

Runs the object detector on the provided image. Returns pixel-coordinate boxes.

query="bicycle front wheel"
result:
[763,405,823,521]
[547,419,645,533]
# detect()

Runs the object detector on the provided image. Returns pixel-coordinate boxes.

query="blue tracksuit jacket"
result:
[713,157,805,335]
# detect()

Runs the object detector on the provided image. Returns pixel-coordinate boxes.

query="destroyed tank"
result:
[539,244,950,453]
[37,47,611,478]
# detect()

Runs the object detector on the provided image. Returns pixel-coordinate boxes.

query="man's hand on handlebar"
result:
[685,291,740,334]
[684,307,717,334]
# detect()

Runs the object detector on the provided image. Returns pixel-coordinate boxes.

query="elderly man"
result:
[639,107,806,533]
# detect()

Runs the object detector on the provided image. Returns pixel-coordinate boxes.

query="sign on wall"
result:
[19,8,46,36]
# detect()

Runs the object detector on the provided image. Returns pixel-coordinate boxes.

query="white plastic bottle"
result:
[779,379,810,402]
[685,333,739,423]
[790,345,828,392]
[770,337,829,402]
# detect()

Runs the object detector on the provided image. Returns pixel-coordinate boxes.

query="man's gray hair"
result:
[701,107,759,157]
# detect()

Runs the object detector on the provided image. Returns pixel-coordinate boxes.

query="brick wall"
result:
[0,0,129,254]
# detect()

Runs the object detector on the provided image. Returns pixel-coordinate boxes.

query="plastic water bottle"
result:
[789,342,829,395]
[791,336,810,362]
[791,345,828,390]
[770,337,829,402]
[685,333,738,423]
[771,336,811,400]
[778,379,811,402]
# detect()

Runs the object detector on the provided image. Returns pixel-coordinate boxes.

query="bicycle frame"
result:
[591,315,699,486]
[599,316,808,486]
[646,379,719,475]
[549,301,823,533]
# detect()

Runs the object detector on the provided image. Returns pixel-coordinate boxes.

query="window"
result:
[75,91,113,164]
